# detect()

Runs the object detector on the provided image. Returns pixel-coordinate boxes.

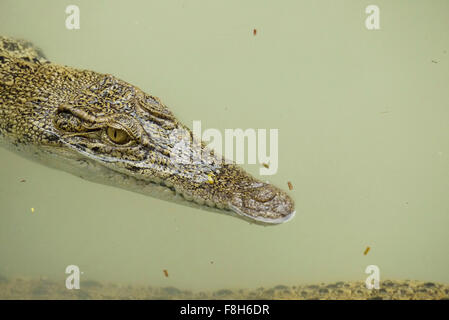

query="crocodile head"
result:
[44,74,295,224]
[0,35,295,224]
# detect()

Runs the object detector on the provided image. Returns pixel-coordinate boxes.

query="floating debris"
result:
[287,181,293,190]
[253,29,257,36]
[163,269,169,278]
[19,179,26,183]
[364,246,371,255]
[262,163,269,169]
[431,60,438,64]
[31,208,35,213]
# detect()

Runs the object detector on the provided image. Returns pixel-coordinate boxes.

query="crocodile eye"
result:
[106,127,130,144]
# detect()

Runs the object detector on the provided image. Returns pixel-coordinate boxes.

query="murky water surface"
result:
[0,0,448,298]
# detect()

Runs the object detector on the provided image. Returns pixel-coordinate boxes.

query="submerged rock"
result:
[161,286,182,296]
[214,289,233,297]
[274,284,289,290]
[82,280,103,288]
[1,277,448,300]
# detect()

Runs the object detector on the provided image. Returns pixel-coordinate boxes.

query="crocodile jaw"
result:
[5,141,295,225]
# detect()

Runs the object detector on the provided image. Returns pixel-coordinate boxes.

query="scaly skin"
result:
[0,36,295,224]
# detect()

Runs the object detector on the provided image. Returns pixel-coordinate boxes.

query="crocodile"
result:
[0,36,295,224]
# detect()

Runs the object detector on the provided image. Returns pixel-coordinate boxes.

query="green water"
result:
[0,0,448,295]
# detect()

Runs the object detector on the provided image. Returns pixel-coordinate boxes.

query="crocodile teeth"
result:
[182,192,193,201]
[206,200,216,208]
[194,197,205,205]
[164,180,173,187]
[216,202,225,209]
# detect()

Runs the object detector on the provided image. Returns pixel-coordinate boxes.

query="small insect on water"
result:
[253,29,257,36]
[163,269,169,277]
[287,181,293,190]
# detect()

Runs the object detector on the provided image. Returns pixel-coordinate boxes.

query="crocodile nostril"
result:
[251,186,276,203]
